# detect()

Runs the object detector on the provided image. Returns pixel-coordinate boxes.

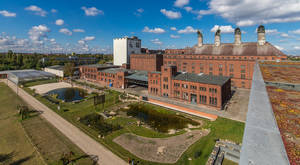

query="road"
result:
[2,80,127,165]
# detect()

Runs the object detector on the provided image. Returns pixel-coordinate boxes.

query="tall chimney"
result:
[257,25,266,46]
[234,27,242,45]
[215,29,221,46]
[197,30,203,47]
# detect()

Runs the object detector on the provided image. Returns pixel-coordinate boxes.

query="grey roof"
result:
[80,64,118,68]
[46,65,64,71]
[125,71,148,82]
[99,68,128,74]
[239,63,290,165]
[173,72,230,86]
[179,42,285,57]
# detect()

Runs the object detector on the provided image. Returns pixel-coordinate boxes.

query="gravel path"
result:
[2,80,127,165]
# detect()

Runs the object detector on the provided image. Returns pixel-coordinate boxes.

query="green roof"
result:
[173,72,230,86]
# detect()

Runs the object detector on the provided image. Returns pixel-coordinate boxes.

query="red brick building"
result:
[148,65,231,109]
[130,26,287,89]
[130,54,163,72]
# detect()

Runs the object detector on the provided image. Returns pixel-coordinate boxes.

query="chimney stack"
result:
[197,30,203,47]
[215,29,221,46]
[257,25,266,46]
[234,28,242,45]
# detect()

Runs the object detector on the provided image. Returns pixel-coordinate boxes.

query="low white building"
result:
[113,36,141,66]
[44,65,64,77]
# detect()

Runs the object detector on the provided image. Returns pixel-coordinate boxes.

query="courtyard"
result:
[21,79,245,165]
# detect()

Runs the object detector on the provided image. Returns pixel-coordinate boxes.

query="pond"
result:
[47,88,87,102]
[124,103,199,133]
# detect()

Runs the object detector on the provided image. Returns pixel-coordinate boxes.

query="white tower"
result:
[215,29,221,46]
[234,27,242,45]
[113,36,141,66]
[197,30,203,47]
[257,25,266,46]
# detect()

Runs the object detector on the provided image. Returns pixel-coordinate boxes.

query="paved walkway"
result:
[2,80,127,165]
[29,82,72,94]
[148,99,218,120]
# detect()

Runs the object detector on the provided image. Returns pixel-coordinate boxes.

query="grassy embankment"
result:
[0,82,93,165]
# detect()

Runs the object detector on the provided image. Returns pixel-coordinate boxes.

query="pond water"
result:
[47,88,86,102]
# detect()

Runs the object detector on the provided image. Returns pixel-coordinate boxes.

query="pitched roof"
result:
[173,72,230,86]
[188,42,285,56]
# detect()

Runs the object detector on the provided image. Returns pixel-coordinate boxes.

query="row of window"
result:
[173,91,218,106]
[150,87,159,94]
[209,88,217,93]
[165,56,275,60]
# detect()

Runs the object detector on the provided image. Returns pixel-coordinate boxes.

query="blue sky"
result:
[0,0,300,55]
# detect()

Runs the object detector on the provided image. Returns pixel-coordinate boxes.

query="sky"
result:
[0,0,300,55]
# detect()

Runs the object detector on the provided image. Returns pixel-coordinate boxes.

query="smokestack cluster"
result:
[195,25,266,47]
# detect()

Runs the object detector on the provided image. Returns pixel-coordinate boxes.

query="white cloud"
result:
[25,5,47,17]
[143,26,166,34]
[151,38,163,45]
[137,8,144,13]
[289,29,300,35]
[280,33,289,38]
[266,29,279,34]
[28,25,50,44]
[134,8,144,17]
[73,29,85,33]
[210,25,234,33]
[170,27,177,31]
[51,9,57,13]
[174,0,189,7]
[81,6,104,16]
[184,6,193,12]
[170,34,180,38]
[293,46,300,50]
[0,10,16,17]
[197,0,300,26]
[178,26,197,34]
[274,45,284,51]
[55,19,64,26]
[59,28,72,36]
[160,9,182,19]
[83,36,95,41]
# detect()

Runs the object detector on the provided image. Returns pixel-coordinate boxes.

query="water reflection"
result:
[47,88,86,102]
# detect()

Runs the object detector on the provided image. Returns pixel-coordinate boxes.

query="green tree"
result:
[64,63,75,77]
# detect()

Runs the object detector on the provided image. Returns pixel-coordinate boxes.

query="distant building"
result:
[41,56,97,65]
[44,65,65,77]
[113,36,141,66]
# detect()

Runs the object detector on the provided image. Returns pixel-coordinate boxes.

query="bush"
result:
[80,114,122,136]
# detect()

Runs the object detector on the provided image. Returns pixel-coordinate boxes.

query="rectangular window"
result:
[163,77,168,82]
[241,74,246,79]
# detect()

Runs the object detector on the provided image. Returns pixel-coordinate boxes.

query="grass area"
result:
[222,159,238,165]
[0,82,44,165]
[0,83,94,165]
[23,78,58,87]
[23,80,245,165]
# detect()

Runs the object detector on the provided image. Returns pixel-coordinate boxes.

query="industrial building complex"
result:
[78,25,287,110]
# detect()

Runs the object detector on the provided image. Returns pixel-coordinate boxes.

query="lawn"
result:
[0,82,94,165]
[0,82,44,165]
[23,80,245,165]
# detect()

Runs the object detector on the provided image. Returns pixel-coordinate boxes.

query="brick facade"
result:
[130,54,163,72]
[148,65,231,110]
